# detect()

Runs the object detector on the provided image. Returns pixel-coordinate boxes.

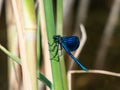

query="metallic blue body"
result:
[54,35,87,71]
[61,36,80,52]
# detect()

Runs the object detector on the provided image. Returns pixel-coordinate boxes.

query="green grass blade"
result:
[37,10,41,70]
[0,44,21,65]
[56,0,68,90]
[0,45,53,89]
[43,0,64,90]
[38,73,53,89]
[56,0,63,35]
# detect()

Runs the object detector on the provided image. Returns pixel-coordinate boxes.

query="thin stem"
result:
[69,24,87,70]
[56,0,68,90]
[0,44,21,65]
[68,69,120,90]
[68,70,120,77]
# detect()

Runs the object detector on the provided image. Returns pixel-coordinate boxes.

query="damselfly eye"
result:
[53,35,61,43]
[61,36,80,52]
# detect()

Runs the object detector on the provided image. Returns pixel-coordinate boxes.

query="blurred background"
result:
[0,0,120,90]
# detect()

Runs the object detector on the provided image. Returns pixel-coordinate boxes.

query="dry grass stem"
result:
[68,69,120,90]
[69,24,87,70]
[11,0,32,89]
[95,0,120,69]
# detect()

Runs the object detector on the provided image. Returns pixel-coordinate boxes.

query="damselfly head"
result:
[53,35,62,44]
